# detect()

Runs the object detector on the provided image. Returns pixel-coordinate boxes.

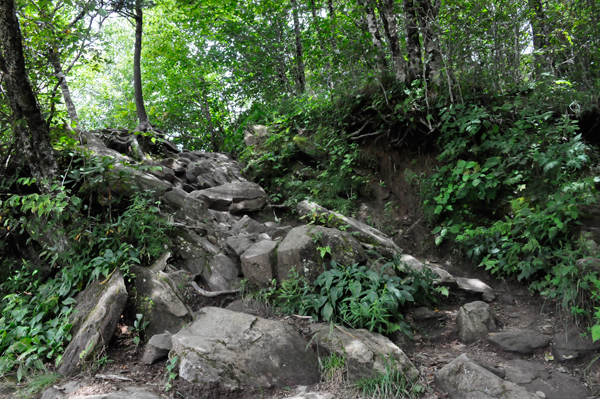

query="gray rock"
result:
[398,254,456,286]
[131,266,190,339]
[69,387,164,399]
[503,359,591,399]
[412,307,446,321]
[58,271,128,376]
[277,225,368,283]
[149,252,171,273]
[487,331,550,354]
[575,257,600,273]
[241,240,278,286]
[244,125,269,147]
[142,332,173,365]
[226,234,258,258]
[284,393,336,399]
[205,253,241,291]
[160,187,209,224]
[457,301,497,343]
[41,381,85,399]
[175,230,219,275]
[309,323,418,382]
[434,354,541,399]
[171,307,320,389]
[297,201,400,258]
[552,330,600,361]
[456,277,495,302]
[191,182,268,213]
[232,215,269,235]
[476,362,506,379]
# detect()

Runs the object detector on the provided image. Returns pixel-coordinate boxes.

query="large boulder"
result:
[160,187,211,225]
[277,225,368,283]
[456,301,497,343]
[190,182,268,213]
[185,154,245,189]
[241,240,278,286]
[131,266,191,339]
[170,307,320,389]
[309,324,418,382]
[297,201,400,258]
[455,277,495,302]
[434,354,541,399]
[58,271,128,376]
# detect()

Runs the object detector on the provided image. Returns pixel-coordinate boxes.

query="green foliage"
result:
[165,355,178,391]
[0,166,172,377]
[9,370,60,399]
[321,352,346,381]
[354,354,424,399]
[424,95,600,328]
[303,261,439,338]
[131,314,150,346]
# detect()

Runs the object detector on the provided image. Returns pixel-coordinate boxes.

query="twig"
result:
[350,129,386,141]
[190,281,240,297]
[334,325,361,341]
[293,314,312,319]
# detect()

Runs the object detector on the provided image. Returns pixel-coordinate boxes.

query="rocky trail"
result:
[2,129,599,399]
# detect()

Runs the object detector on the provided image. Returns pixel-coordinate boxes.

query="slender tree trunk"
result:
[133,0,151,131]
[48,49,79,126]
[0,0,58,189]
[328,0,338,51]
[403,0,421,82]
[360,0,387,71]
[376,0,406,82]
[529,0,549,76]
[291,0,306,94]
[416,0,442,89]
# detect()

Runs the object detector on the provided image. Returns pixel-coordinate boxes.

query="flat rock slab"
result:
[398,254,456,286]
[434,354,541,399]
[142,332,173,365]
[309,323,418,382]
[296,200,400,258]
[504,359,591,399]
[455,277,495,302]
[552,331,600,361]
[191,182,268,213]
[171,307,320,390]
[487,331,550,354]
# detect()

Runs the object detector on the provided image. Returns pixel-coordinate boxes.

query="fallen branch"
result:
[190,281,240,297]
[95,374,133,382]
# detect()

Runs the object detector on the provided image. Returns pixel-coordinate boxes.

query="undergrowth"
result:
[0,152,172,379]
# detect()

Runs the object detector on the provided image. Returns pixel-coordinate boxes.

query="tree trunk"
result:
[291,0,306,94]
[0,0,58,189]
[133,0,151,131]
[376,0,406,82]
[403,0,421,82]
[360,0,387,71]
[416,0,442,89]
[529,0,549,75]
[327,0,338,51]
[48,49,79,127]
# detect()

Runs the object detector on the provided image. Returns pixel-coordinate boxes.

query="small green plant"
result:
[165,355,178,391]
[96,355,113,369]
[321,352,346,382]
[303,261,418,337]
[131,313,150,346]
[355,355,424,399]
[317,245,332,258]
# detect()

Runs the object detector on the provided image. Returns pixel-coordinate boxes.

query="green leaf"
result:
[322,303,333,321]
[592,325,600,342]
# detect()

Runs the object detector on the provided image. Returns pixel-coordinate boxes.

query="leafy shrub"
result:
[0,177,172,377]
[423,95,600,331]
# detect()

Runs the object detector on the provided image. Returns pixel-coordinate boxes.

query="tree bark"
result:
[48,49,79,127]
[0,0,58,189]
[360,0,387,71]
[403,0,421,82]
[133,0,151,131]
[529,0,549,75]
[416,0,442,88]
[291,0,306,94]
[376,0,406,82]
